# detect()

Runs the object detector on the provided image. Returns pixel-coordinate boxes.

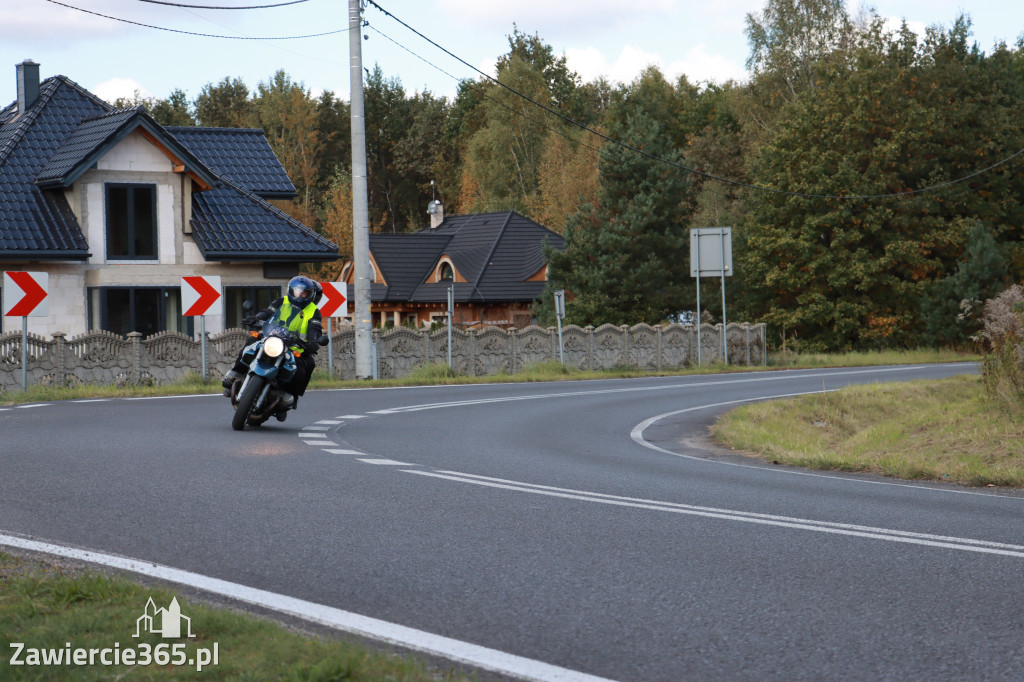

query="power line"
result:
[43,0,347,39]
[134,0,307,8]
[366,0,1024,201]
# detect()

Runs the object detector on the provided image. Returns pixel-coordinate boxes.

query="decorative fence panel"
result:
[0,322,766,390]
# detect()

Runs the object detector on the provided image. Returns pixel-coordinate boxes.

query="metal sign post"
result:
[690,228,733,366]
[554,289,566,365]
[3,271,49,391]
[317,282,349,379]
[447,285,454,370]
[181,275,222,380]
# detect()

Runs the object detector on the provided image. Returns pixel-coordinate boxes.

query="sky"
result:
[1,0,1023,109]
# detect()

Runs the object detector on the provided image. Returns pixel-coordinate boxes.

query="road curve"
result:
[2,363,1022,681]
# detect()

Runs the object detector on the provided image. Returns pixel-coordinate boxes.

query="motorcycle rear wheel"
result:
[232,375,266,431]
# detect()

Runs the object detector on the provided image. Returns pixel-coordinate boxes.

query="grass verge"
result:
[0,348,976,406]
[711,374,1024,487]
[0,551,475,681]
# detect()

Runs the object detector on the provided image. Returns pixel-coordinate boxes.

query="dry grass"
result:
[711,374,1024,487]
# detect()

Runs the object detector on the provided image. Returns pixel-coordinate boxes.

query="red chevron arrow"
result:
[318,282,348,317]
[6,271,48,316]
[182,276,221,316]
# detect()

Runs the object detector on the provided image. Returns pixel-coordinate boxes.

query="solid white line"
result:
[405,470,1024,559]
[73,399,112,403]
[367,366,943,415]
[14,403,50,409]
[629,392,1022,499]
[0,534,615,682]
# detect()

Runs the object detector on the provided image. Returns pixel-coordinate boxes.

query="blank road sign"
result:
[690,227,733,277]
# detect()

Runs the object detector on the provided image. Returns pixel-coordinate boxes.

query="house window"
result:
[88,287,189,337]
[106,184,157,260]
[438,261,454,282]
[225,286,282,328]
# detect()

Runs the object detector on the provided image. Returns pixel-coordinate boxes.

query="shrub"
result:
[975,285,1024,417]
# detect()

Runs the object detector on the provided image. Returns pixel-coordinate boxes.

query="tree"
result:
[194,77,251,128]
[531,128,601,233]
[149,89,195,127]
[544,108,696,326]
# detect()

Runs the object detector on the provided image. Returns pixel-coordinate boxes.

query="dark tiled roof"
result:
[1,73,337,263]
[190,180,338,262]
[367,210,564,304]
[166,127,296,198]
[0,76,111,259]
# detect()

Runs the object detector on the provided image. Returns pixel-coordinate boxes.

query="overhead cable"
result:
[43,0,347,39]
[134,0,308,8]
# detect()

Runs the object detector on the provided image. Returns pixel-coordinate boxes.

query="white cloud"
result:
[437,0,674,34]
[566,44,746,87]
[93,78,152,105]
[0,5,120,42]
[881,16,928,39]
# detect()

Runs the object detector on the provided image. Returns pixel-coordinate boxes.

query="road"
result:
[2,363,1022,681]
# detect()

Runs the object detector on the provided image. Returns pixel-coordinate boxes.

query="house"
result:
[340,204,565,329]
[0,60,339,337]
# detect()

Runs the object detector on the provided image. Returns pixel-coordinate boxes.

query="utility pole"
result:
[349,0,372,378]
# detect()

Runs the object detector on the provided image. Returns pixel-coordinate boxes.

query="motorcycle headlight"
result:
[264,336,286,358]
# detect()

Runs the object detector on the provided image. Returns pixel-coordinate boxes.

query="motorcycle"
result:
[226,310,328,431]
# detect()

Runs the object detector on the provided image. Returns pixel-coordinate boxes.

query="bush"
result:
[976,285,1024,417]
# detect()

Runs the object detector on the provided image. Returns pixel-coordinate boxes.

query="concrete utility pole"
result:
[349,0,373,378]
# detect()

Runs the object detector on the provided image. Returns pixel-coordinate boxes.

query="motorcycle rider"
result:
[222,275,323,415]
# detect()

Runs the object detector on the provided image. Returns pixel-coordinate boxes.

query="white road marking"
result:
[298,432,326,438]
[317,420,342,425]
[368,366,947,415]
[302,425,331,431]
[73,399,111,403]
[303,440,336,446]
[0,534,615,682]
[405,469,1024,559]
[337,414,365,419]
[14,403,50,409]
[323,449,364,455]
[629,392,1021,499]
[359,459,414,466]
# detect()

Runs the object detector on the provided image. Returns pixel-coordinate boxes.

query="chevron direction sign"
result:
[181,276,222,317]
[3,271,49,317]
[318,281,348,318]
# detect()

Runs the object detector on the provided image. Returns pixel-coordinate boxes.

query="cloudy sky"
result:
[1,0,1022,107]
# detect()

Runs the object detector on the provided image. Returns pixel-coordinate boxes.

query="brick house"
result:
[340,206,565,328]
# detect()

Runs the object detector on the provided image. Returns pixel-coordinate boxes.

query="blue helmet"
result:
[286,275,318,308]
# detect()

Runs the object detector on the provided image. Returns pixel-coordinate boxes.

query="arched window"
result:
[439,261,454,282]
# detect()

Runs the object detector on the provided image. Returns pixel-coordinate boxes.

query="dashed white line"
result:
[323,449,364,455]
[358,459,414,466]
[302,425,331,431]
[14,403,50,409]
[316,420,342,425]
[303,440,336,446]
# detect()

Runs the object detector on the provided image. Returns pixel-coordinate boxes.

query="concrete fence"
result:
[0,322,766,390]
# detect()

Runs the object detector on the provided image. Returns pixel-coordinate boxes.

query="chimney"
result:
[427,200,444,229]
[16,59,40,115]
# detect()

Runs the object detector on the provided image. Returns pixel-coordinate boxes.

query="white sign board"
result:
[690,227,733,277]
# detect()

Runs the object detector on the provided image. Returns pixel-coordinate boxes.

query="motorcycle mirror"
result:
[242,300,255,312]
[317,336,330,347]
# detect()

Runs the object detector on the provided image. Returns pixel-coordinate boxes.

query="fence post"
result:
[586,326,594,370]
[469,329,477,377]
[657,325,663,371]
[511,328,518,375]
[53,332,66,386]
[128,332,142,385]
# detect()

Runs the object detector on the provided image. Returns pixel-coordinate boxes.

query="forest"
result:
[121,0,1024,352]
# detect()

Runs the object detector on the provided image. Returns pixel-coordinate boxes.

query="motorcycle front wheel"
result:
[232,375,266,431]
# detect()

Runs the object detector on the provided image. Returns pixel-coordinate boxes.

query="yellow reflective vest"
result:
[271,299,318,350]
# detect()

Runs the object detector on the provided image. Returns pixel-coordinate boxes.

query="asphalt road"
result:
[2,363,1022,681]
